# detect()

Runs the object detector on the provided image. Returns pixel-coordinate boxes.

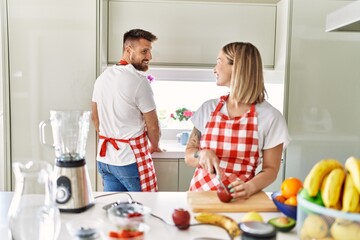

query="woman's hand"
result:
[197,149,220,175]
[228,179,257,199]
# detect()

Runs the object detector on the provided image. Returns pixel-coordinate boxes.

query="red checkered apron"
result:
[189,95,260,191]
[97,59,157,191]
[99,131,158,192]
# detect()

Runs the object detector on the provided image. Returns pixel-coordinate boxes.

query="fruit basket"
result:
[297,193,360,240]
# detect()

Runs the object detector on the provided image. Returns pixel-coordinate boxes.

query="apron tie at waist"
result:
[99,135,129,157]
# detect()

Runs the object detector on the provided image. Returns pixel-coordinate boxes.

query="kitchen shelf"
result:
[326,0,360,32]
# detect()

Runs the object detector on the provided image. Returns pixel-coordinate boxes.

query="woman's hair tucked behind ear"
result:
[223,42,267,104]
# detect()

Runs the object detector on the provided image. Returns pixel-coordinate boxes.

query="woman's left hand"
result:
[228,180,256,199]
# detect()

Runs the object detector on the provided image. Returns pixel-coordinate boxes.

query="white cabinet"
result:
[6,0,98,189]
[153,158,195,191]
[178,160,195,191]
[153,159,179,191]
[108,0,277,68]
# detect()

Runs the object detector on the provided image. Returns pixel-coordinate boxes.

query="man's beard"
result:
[132,61,148,72]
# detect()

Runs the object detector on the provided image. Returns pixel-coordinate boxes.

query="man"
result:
[91,29,161,192]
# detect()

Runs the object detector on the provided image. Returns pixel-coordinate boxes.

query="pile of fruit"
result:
[299,156,360,240]
[275,177,303,206]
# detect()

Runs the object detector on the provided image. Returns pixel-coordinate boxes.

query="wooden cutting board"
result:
[187,191,278,213]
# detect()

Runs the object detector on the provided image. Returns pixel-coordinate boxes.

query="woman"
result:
[185,42,290,199]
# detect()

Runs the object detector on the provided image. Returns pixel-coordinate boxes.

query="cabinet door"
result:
[108,0,276,68]
[6,0,97,190]
[178,160,195,191]
[153,159,179,191]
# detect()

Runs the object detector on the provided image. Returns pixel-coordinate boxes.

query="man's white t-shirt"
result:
[92,64,156,166]
[191,98,291,159]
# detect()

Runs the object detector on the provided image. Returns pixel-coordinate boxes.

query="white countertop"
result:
[152,140,186,159]
[0,191,298,240]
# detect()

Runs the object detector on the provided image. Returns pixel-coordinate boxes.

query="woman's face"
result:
[213,50,232,87]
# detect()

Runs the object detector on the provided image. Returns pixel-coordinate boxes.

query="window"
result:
[148,68,285,130]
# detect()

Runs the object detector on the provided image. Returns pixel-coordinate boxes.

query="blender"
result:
[39,110,95,213]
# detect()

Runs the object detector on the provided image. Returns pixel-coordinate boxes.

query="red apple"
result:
[172,208,190,230]
[217,184,233,203]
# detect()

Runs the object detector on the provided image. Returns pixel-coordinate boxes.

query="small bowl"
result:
[271,191,297,220]
[66,219,104,239]
[107,202,151,228]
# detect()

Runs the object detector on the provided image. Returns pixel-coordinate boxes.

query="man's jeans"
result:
[97,161,142,192]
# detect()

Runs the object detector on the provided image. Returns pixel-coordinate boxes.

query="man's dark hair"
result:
[123,29,157,44]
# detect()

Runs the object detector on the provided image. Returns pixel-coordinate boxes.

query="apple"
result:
[217,184,233,203]
[172,208,190,230]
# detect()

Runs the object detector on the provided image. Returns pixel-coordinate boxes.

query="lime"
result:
[300,189,324,206]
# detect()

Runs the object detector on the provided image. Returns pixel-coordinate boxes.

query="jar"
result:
[8,161,61,240]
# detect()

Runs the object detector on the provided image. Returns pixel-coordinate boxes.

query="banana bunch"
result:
[343,157,360,213]
[304,159,343,197]
[303,157,360,213]
[194,212,241,238]
[321,168,346,209]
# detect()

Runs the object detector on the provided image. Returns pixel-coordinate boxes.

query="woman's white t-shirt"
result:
[191,98,291,159]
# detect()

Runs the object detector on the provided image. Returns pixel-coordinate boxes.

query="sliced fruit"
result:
[268,216,296,232]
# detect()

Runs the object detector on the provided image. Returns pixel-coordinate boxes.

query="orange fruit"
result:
[280,177,303,199]
[275,195,286,203]
[284,195,297,206]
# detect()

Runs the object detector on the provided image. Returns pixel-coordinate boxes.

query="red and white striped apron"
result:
[98,59,158,192]
[189,95,260,191]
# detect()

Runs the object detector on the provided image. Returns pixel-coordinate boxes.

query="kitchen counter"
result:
[0,191,298,240]
[152,140,186,159]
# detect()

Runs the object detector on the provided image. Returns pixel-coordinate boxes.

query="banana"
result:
[321,168,346,208]
[342,173,360,213]
[344,156,360,193]
[304,159,343,197]
[194,212,241,238]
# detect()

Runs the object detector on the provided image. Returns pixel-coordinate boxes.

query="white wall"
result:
[285,0,360,180]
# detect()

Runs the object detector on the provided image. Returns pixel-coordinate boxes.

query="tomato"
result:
[127,212,143,218]
[109,229,144,239]
[109,231,121,238]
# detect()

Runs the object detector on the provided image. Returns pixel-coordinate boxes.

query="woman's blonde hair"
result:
[223,42,267,104]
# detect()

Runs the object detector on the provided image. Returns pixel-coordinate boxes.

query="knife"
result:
[216,169,228,190]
